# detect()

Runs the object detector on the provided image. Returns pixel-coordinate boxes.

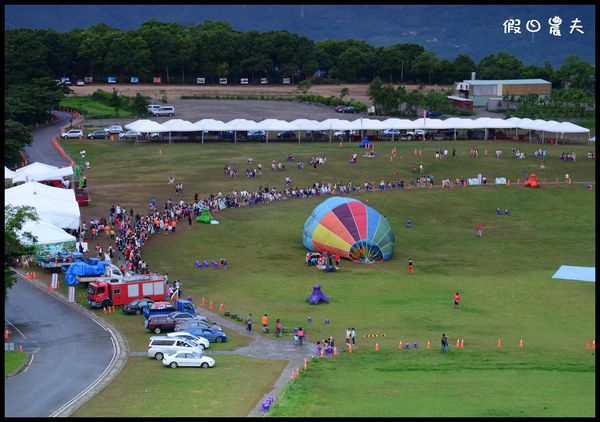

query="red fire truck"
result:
[87,274,168,308]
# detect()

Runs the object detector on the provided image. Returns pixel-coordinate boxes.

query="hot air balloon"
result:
[303,197,395,263]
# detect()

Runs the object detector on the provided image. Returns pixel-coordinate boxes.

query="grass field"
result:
[5,352,28,377]
[61,139,595,417]
[59,96,137,119]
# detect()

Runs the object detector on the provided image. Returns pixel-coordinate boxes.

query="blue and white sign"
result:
[108,76,117,84]
[130,76,139,83]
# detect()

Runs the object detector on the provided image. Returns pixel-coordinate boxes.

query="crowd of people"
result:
[559,152,577,161]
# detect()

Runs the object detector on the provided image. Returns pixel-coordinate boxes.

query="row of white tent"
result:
[126,117,591,135]
[5,163,80,246]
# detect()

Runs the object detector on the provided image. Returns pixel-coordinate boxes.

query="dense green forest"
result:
[4,20,596,89]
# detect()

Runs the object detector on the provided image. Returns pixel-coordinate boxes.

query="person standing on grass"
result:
[187,212,192,230]
[408,258,414,273]
[345,328,352,347]
[246,314,253,332]
[441,333,449,352]
[351,328,356,345]
[297,327,305,346]
[454,292,460,308]
[261,314,268,329]
[476,223,484,237]
[275,318,281,337]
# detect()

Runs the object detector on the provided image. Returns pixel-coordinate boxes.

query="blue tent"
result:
[359,136,370,148]
[65,259,108,285]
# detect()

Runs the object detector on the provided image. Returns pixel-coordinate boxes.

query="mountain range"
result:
[4,4,595,67]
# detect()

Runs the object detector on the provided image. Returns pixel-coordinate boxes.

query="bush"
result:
[296,94,367,111]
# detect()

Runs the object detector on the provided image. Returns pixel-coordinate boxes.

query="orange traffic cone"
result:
[375,342,379,351]
[497,338,502,349]
[290,371,295,380]
[507,179,511,186]
[103,307,107,315]
[592,340,596,350]
[209,301,213,311]
[304,358,308,370]
[348,344,352,353]
[295,368,300,377]
[19,345,23,353]
[543,178,547,184]
[519,339,523,349]
[456,339,460,348]
[555,178,559,184]
[586,340,590,349]
[568,178,572,185]
[320,349,324,358]
[201,297,205,305]
[460,339,465,348]
[159,149,163,156]
[219,304,224,312]
[333,347,337,355]
[112,306,116,313]
[49,284,53,292]
[398,341,403,350]
[426,340,430,350]
[107,306,111,314]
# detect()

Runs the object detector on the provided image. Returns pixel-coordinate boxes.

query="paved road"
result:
[22,110,74,166]
[4,277,115,417]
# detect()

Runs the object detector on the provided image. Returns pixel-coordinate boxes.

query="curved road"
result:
[5,113,121,417]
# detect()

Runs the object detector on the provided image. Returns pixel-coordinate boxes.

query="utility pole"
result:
[400,60,404,84]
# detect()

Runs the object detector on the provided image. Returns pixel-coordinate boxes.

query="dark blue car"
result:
[187,327,228,343]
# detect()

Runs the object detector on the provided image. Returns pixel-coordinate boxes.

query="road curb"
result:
[12,269,129,417]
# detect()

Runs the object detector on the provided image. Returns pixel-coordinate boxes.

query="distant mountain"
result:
[4,4,595,66]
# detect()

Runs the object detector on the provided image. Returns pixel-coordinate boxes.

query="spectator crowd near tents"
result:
[5,162,81,259]
[124,117,591,143]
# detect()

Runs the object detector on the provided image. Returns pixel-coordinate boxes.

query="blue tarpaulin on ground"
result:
[552,266,595,283]
[65,259,107,285]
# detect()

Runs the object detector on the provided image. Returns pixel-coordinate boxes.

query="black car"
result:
[87,130,109,139]
[122,298,154,315]
[305,131,327,141]
[341,106,359,114]
[276,131,297,140]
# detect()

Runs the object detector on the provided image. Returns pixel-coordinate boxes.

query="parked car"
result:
[167,311,201,322]
[175,319,222,332]
[246,130,266,140]
[76,80,85,86]
[276,131,297,140]
[335,105,347,112]
[145,314,178,334]
[61,129,84,139]
[401,129,426,140]
[104,125,124,134]
[166,331,210,349]
[162,351,215,369]
[87,129,109,139]
[340,106,359,113]
[426,110,443,118]
[150,106,175,117]
[147,336,203,360]
[305,130,327,141]
[122,298,154,315]
[383,129,401,137]
[333,130,356,138]
[186,327,228,343]
[119,130,141,139]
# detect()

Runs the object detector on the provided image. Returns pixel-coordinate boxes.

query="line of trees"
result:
[4,20,595,90]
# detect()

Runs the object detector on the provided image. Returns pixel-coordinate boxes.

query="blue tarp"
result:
[359,137,370,148]
[552,266,595,283]
[65,259,108,285]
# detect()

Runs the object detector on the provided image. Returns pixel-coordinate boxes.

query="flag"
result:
[423,109,427,127]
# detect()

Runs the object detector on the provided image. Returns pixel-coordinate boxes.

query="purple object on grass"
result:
[307,285,330,305]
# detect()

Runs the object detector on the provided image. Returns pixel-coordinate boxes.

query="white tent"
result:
[352,118,388,131]
[18,218,76,245]
[12,162,73,183]
[5,166,16,179]
[194,119,229,131]
[5,182,77,203]
[161,119,200,132]
[289,119,321,131]
[125,119,169,133]
[5,183,80,230]
[381,118,414,130]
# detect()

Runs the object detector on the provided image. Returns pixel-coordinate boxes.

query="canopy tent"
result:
[5,166,16,179]
[18,218,77,259]
[124,119,169,133]
[161,119,200,132]
[289,119,321,131]
[5,181,77,203]
[12,162,73,183]
[352,118,388,131]
[5,183,80,230]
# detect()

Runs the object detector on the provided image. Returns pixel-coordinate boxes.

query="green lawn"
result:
[5,352,28,377]
[61,139,595,417]
[60,96,137,119]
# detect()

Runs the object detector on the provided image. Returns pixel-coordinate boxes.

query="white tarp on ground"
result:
[5,183,80,230]
[125,119,169,133]
[5,166,16,179]
[12,162,73,183]
[18,218,77,245]
[161,119,200,132]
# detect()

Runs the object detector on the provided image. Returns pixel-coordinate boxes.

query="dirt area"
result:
[69,83,451,105]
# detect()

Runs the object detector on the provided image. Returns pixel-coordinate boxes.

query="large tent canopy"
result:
[5,166,16,179]
[18,218,76,245]
[12,162,73,183]
[124,117,590,135]
[5,181,77,203]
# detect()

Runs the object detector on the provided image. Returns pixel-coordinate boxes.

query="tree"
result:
[132,93,149,117]
[477,52,523,80]
[557,55,595,93]
[5,205,38,298]
[411,52,439,85]
[4,120,33,168]
[297,80,312,95]
[368,77,401,115]
[340,87,349,101]
[452,54,476,82]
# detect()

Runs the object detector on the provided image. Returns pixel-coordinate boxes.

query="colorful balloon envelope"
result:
[303,197,395,263]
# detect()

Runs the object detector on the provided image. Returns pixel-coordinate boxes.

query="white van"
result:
[151,106,174,116]
[147,336,203,360]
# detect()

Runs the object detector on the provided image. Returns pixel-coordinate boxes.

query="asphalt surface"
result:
[22,110,74,166]
[4,277,115,417]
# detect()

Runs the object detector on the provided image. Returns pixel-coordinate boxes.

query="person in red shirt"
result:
[297,327,305,346]
[476,223,484,237]
[275,318,282,337]
[454,292,460,308]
